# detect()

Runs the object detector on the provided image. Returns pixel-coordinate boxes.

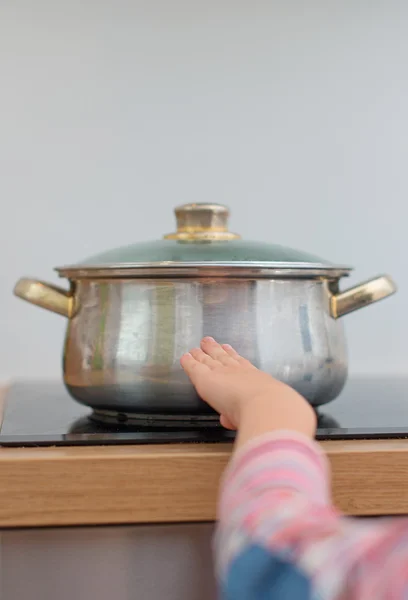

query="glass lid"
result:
[57,203,351,278]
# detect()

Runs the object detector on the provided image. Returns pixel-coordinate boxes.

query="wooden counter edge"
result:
[1,386,408,527]
[1,438,408,528]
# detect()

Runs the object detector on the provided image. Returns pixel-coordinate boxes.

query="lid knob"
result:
[164,203,240,241]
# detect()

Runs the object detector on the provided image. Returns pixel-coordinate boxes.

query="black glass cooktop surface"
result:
[0,377,407,446]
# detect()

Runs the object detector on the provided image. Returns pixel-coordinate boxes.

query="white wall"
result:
[0,0,407,381]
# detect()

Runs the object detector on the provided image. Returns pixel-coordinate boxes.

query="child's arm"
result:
[216,431,408,599]
[180,338,408,600]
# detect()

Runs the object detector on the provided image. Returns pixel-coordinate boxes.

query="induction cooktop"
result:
[0,377,407,447]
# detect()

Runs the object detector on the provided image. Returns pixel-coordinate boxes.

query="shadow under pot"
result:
[14,202,397,423]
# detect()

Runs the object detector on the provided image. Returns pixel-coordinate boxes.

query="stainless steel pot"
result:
[14,203,396,422]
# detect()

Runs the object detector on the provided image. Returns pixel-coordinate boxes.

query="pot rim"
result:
[56,261,352,279]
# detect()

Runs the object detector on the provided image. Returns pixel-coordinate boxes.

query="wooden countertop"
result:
[1,386,408,528]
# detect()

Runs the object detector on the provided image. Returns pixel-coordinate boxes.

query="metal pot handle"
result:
[330,274,396,319]
[14,278,75,318]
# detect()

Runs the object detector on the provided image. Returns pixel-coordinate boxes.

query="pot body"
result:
[63,277,348,416]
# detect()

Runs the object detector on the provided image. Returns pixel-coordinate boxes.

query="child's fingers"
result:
[190,347,218,369]
[221,344,257,369]
[221,344,241,361]
[180,353,209,383]
[200,337,237,366]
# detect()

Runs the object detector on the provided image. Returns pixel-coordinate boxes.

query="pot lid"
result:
[57,203,351,278]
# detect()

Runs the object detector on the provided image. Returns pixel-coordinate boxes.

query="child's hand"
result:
[181,337,316,447]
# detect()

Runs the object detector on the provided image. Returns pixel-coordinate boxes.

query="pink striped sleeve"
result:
[215,431,408,599]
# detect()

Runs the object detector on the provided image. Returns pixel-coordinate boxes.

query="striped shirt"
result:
[216,432,408,599]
